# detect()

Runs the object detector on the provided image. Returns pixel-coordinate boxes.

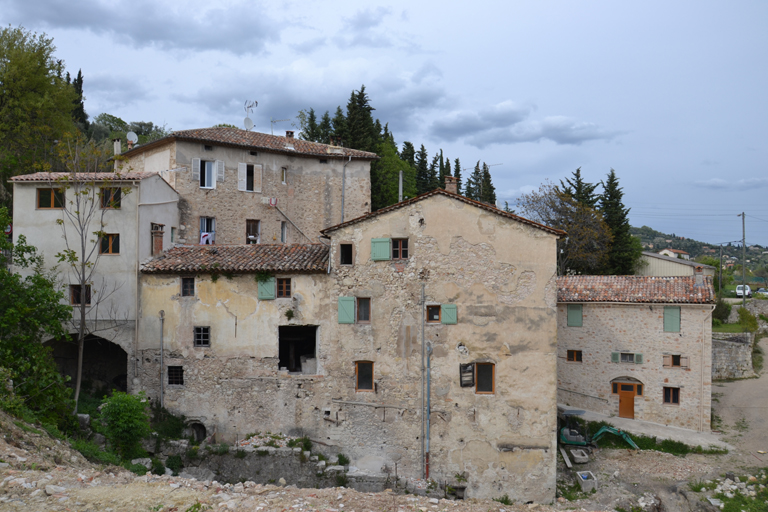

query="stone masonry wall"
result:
[712,333,754,380]
[557,303,712,432]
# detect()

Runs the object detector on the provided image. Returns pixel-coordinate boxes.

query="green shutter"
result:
[257,277,276,300]
[567,304,583,327]
[371,238,391,261]
[611,352,620,363]
[338,297,355,324]
[635,353,644,364]
[664,306,680,332]
[441,304,458,324]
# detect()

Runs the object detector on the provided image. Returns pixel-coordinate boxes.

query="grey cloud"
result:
[334,6,396,48]
[430,102,534,142]
[86,74,153,109]
[4,0,279,55]
[341,7,392,31]
[694,178,768,190]
[290,37,328,54]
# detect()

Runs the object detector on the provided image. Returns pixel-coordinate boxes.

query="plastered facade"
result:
[557,303,713,431]
[137,192,560,502]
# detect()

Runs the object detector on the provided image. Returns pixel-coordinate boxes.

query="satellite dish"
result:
[244,117,254,131]
[126,132,139,144]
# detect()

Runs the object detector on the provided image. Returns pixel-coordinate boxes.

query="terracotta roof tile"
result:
[11,172,158,182]
[123,127,379,160]
[141,244,329,274]
[557,275,715,304]
[321,188,567,237]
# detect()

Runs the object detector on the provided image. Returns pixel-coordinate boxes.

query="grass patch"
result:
[712,323,747,333]
[337,453,350,466]
[493,494,514,505]
[556,480,593,501]
[287,436,312,452]
[235,449,246,459]
[335,474,349,487]
[734,418,749,432]
[13,421,42,435]
[166,454,183,475]
[689,479,717,492]
[753,334,764,373]
[578,420,727,455]
[213,443,229,455]
[72,439,121,466]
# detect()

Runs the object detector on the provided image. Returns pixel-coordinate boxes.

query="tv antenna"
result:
[243,100,258,131]
[270,118,290,135]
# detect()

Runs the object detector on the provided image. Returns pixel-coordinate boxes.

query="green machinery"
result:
[558,409,640,450]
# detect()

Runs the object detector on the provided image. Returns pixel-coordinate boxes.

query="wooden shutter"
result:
[216,160,225,183]
[635,353,644,364]
[338,297,355,324]
[257,277,276,300]
[441,304,458,324]
[567,304,582,327]
[253,164,263,192]
[371,238,391,261]
[459,363,475,387]
[611,352,620,363]
[663,355,672,367]
[192,158,201,181]
[664,306,680,332]
[238,163,247,191]
[680,356,689,368]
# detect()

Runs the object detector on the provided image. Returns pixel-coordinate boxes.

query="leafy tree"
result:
[0,207,74,427]
[560,167,599,208]
[415,145,430,194]
[712,299,731,323]
[599,169,641,274]
[0,26,78,208]
[453,158,462,195]
[100,391,151,458]
[737,307,758,333]
[88,114,170,149]
[371,138,417,208]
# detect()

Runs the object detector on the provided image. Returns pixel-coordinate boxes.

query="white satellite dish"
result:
[126,132,139,144]
[244,117,254,131]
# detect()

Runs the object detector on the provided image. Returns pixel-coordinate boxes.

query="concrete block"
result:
[569,449,589,464]
[576,471,597,492]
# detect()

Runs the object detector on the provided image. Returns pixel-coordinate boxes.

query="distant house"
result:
[636,252,715,277]
[659,248,690,260]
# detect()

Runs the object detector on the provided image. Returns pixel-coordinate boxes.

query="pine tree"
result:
[331,106,347,145]
[318,111,332,144]
[300,108,320,142]
[599,169,641,274]
[465,161,483,200]
[415,145,430,194]
[401,142,416,167]
[428,153,440,192]
[444,159,451,188]
[453,158,462,195]
[345,85,378,152]
[560,167,599,208]
[438,150,451,189]
[480,163,496,205]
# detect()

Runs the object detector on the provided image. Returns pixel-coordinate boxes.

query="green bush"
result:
[72,439,121,466]
[214,443,229,455]
[713,299,732,323]
[150,458,166,475]
[125,462,148,475]
[100,392,151,458]
[738,307,758,333]
[287,436,312,452]
[166,454,183,475]
[337,453,350,466]
[150,404,186,440]
[712,318,723,327]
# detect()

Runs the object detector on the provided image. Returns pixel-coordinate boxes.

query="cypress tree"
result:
[428,154,440,191]
[599,169,640,274]
[301,108,320,142]
[72,69,87,129]
[444,159,451,189]
[453,158,462,195]
[318,111,332,144]
[480,163,496,205]
[401,142,416,167]
[345,85,378,152]
[465,161,483,200]
[331,106,347,146]
[415,145,430,194]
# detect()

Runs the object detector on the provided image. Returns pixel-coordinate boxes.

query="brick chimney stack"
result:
[694,265,703,286]
[285,130,294,139]
[444,176,458,194]
[151,224,165,256]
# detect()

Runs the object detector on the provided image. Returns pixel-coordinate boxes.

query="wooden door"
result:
[618,383,635,419]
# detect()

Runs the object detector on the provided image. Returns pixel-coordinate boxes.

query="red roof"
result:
[141,244,329,274]
[11,172,158,182]
[321,188,567,237]
[557,275,715,304]
[122,127,379,161]
[663,249,689,255]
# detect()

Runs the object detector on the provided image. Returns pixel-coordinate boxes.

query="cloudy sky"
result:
[3,0,767,246]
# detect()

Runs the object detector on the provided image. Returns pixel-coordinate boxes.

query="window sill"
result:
[475,392,495,395]
[663,402,680,406]
[355,389,374,393]
[566,361,583,364]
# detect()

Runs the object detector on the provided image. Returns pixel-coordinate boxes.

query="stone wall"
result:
[712,333,754,380]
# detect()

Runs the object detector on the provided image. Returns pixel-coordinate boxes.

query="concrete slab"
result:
[558,403,732,451]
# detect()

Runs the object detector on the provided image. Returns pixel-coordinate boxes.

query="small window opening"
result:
[70,284,91,305]
[37,188,65,209]
[620,353,635,363]
[246,219,260,244]
[357,298,371,323]
[200,161,214,188]
[181,277,195,297]
[168,366,184,385]
[200,217,215,244]
[277,278,291,298]
[100,187,122,209]
[194,326,210,347]
[475,363,495,394]
[246,164,255,191]
[664,387,680,405]
[203,145,213,152]
[278,326,317,374]
[100,234,120,254]
[426,305,441,323]
[340,244,353,265]
[319,159,328,164]
[281,167,287,184]
[392,238,409,259]
[356,361,374,391]
[249,150,258,156]
[280,221,287,243]
[567,350,582,362]
[671,355,681,367]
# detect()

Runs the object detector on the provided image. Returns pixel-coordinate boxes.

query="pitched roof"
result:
[662,248,689,254]
[321,188,567,237]
[122,127,379,160]
[141,244,329,274]
[641,251,715,269]
[557,275,715,304]
[10,171,158,182]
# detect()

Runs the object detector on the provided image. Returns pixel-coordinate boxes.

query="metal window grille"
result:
[194,326,210,347]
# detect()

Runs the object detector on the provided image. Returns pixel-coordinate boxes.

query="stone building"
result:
[636,251,716,277]
[118,127,377,246]
[556,273,715,431]
[137,185,565,502]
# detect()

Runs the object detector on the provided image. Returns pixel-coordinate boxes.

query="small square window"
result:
[100,187,122,209]
[392,239,409,260]
[168,366,184,385]
[426,305,441,323]
[671,355,681,367]
[100,234,120,254]
[357,298,371,323]
[277,278,291,298]
[37,188,64,209]
[246,219,260,244]
[567,350,583,362]
[194,326,210,347]
[171,227,176,243]
[340,244,353,265]
[70,284,91,305]
[663,387,680,405]
[356,361,373,391]
[475,363,494,394]
[181,277,195,297]
[620,353,635,364]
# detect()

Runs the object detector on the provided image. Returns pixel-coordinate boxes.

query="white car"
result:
[736,285,752,298]
[756,288,768,297]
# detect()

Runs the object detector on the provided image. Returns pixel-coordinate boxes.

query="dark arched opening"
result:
[190,422,207,443]
[44,334,128,394]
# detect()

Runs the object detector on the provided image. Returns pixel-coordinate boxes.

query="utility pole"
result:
[719,244,723,300]
[740,213,746,308]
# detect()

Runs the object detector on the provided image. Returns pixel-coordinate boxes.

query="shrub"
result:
[150,404,186,440]
[150,458,166,475]
[712,318,722,327]
[166,454,183,475]
[287,436,312,452]
[214,443,229,455]
[99,392,151,458]
[337,453,350,466]
[72,439,121,466]
[713,299,732,323]
[738,308,758,333]
[126,462,148,475]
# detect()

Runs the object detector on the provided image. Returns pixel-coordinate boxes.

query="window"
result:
[663,354,689,368]
[356,361,374,391]
[620,353,635,363]
[567,350,583,362]
[171,227,176,243]
[277,278,291,298]
[192,158,223,189]
[204,145,213,152]
[100,187,122,209]
[200,160,214,188]
[70,285,91,305]
[567,304,582,327]
[427,305,441,323]
[612,352,644,364]
[357,298,371,323]
[238,163,262,193]
[37,188,64,209]
[279,326,317,373]
[194,327,210,347]
[246,219,260,244]
[664,306,681,332]
[340,244,353,265]
[100,234,120,254]
[663,387,680,405]
[181,277,195,297]
[258,276,276,300]
[392,239,409,260]
[612,382,643,396]
[200,217,215,245]
[475,363,495,394]
[168,366,184,385]
[319,159,328,164]
[280,221,287,243]
[281,167,287,184]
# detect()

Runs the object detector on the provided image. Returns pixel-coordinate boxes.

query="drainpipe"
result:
[341,156,351,223]
[420,284,426,479]
[134,182,141,378]
[398,171,403,202]
[159,310,165,408]
[426,343,432,479]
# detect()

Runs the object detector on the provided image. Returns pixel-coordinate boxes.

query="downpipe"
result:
[426,343,433,479]
[159,310,165,409]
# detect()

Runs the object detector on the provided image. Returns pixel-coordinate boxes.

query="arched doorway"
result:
[44,334,128,393]
[610,377,643,419]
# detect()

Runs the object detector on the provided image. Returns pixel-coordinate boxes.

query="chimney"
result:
[151,224,165,256]
[694,265,704,286]
[444,176,458,194]
[285,130,294,139]
[113,138,122,156]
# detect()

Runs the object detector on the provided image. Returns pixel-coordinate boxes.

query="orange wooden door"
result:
[618,384,635,419]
